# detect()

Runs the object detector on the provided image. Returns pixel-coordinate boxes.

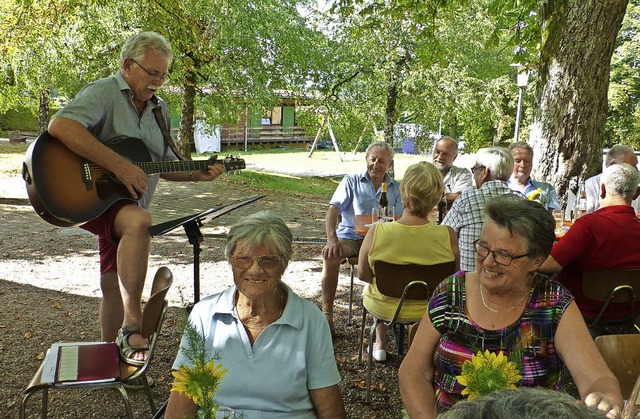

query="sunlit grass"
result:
[224,170,339,199]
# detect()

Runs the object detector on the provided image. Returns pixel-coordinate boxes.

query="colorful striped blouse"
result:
[429,271,573,409]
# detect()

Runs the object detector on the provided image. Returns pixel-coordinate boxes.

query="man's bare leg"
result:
[320,242,355,334]
[113,205,152,361]
[100,270,124,341]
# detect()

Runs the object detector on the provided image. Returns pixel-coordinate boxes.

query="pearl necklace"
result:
[480,284,530,313]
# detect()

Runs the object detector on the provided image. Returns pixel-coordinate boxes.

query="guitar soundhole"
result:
[95,176,129,200]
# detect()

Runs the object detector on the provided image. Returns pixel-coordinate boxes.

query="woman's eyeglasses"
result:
[473,240,529,266]
[231,255,282,271]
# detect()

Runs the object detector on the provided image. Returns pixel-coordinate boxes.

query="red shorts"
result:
[80,201,131,274]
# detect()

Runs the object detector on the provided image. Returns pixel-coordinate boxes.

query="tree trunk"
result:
[385,82,399,178]
[385,82,398,145]
[530,0,628,208]
[178,71,196,160]
[38,89,50,134]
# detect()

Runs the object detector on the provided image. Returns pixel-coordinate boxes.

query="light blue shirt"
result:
[53,71,176,208]
[172,285,341,418]
[507,178,560,210]
[330,170,403,240]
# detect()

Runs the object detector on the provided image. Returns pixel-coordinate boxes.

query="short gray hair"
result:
[605,144,635,167]
[366,140,394,159]
[120,31,173,68]
[438,387,606,419]
[484,195,555,259]
[602,162,640,200]
[475,147,514,181]
[508,141,533,156]
[225,211,294,267]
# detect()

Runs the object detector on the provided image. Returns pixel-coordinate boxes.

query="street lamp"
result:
[512,63,529,142]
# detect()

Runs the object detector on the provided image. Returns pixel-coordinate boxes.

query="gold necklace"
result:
[480,284,530,313]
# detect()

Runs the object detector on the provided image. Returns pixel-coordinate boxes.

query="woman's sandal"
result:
[116,326,149,367]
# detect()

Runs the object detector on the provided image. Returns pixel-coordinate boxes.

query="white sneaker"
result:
[367,346,387,362]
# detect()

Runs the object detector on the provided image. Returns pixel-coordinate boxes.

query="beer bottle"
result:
[437,194,447,224]
[378,182,389,220]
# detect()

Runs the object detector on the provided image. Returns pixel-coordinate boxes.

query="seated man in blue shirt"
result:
[507,142,560,211]
[321,141,402,335]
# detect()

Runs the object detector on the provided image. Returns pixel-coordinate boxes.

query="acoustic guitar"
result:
[22,131,245,227]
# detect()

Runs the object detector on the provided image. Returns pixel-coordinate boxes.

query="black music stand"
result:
[148,194,265,306]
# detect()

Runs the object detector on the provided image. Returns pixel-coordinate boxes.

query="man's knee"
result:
[114,206,153,237]
[100,270,119,294]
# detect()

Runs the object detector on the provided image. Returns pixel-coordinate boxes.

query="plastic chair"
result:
[358,260,455,403]
[581,269,640,335]
[19,267,173,418]
[594,334,640,401]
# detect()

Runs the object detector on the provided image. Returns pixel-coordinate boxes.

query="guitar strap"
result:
[151,98,187,161]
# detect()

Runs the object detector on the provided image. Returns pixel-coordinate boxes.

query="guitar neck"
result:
[136,160,213,175]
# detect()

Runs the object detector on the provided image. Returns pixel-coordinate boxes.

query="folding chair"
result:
[346,256,359,325]
[19,267,173,418]
[358,260,455,403]
[594,334,640,400]
[581,269,640,335]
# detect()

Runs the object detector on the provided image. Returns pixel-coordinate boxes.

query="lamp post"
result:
[512,63,529,142]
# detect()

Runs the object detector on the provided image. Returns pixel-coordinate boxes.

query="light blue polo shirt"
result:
[53,71,176,208]
[507,177,560,210]
[331,170,403,240]
[172,285,341,418]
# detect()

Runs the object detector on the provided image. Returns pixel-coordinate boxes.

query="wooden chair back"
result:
[595,334,640,400]
[374,260,456,300]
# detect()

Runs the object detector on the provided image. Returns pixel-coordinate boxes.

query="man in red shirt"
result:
[539,163,640,327]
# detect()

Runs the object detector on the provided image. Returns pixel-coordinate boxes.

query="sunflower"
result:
[456,350,522,400]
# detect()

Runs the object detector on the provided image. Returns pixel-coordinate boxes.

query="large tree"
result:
[0,0,133,132]
[529,0,629,205]
[140,0,326,156]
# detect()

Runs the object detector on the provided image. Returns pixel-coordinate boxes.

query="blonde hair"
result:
[400,162,444,217]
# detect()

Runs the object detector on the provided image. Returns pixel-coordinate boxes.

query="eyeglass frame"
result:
[473,240,530,266]
[471,165,485,174]
[129,58,169,82]
[231,255,283,271]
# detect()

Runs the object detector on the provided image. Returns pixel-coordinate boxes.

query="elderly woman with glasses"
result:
[399,196,622,419]
[166,211,346,418]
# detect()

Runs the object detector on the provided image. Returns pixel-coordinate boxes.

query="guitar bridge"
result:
[81,161,93,191]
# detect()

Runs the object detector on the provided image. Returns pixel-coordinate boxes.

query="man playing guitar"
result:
[47,31,224,365]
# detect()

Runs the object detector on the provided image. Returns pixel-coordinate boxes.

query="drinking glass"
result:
[552,210,564,232]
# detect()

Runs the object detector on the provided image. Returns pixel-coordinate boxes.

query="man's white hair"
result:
[602,162,640,200]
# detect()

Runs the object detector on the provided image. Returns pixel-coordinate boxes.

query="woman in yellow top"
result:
[358,162,460,361]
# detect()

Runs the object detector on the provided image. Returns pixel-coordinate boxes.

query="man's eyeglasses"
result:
[473,240,529,266]
[130,58,169,82]
[231,255,282,271]
[471,165,485,173]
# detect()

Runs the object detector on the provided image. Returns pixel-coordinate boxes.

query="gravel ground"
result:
[0,145,434,418]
